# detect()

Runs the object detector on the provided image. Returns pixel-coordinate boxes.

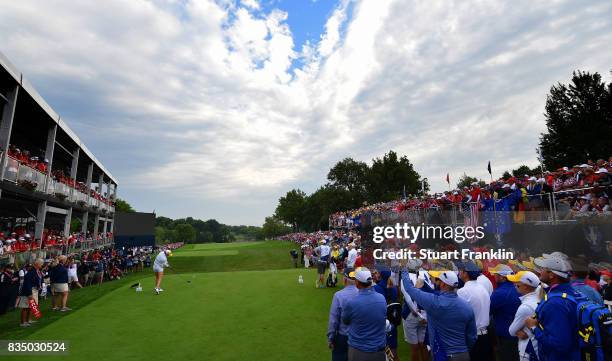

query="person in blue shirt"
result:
[342,267,387,361]
[372,269,399,361]
[489,264,521,361]
[401,269,477,361]
[16,259,43,327]
[327,267,359,361]
[569,258,603,305]
[525,256,581,361]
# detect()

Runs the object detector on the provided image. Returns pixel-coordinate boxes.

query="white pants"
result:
[304,256,310,268]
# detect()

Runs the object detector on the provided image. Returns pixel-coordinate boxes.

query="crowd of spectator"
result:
[3,144,115,207]
[317,237,612,361]
[0,245,158,327]
[0,227,113,256]
[330,158,612,229]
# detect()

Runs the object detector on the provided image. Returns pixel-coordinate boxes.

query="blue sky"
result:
[1,0,611,226]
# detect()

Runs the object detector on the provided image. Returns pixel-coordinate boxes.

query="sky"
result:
[1,0,611,226]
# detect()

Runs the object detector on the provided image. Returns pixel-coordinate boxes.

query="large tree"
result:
[327,158,369,207]
[274,189,306,231]
[367,150,423,201]
[539,70,612,169]
[175,223,196,243]
[261,216,292,239]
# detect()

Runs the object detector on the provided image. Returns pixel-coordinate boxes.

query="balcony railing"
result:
[3,155,114,213]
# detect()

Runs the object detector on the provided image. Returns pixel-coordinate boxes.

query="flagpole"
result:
[489,162,500,243]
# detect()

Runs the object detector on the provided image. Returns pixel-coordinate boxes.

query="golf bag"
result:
[326,272,337,287]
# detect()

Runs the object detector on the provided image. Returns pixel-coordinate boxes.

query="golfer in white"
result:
[153,249,171,294]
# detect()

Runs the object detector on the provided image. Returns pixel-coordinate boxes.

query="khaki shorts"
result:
[17,288,38,309]
[51,283,69,293]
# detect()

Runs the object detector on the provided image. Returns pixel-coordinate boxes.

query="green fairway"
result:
[0,241,411,360]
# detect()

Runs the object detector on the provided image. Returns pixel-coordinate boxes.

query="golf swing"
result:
[153,249,172,295]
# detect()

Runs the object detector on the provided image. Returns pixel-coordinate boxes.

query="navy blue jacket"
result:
[49,264,68,284]
[19,269,42,297]
[490,281,521,338]
[534,283,581,361]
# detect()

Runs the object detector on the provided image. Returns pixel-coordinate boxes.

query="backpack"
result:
[537,291,612,361]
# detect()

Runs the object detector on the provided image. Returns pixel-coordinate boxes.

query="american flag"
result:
[464,202,480,243]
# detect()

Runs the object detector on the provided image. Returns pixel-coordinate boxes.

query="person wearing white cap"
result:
[523,256,580,361]
[507,271,541,361]
[315,240,331,288]
[489,264,521,361]
[401,270,476,361]
[341,267,387,361]
[153,249,171,294]
[327,267,359,361]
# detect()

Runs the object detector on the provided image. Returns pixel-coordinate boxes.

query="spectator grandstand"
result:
[0,50,116,268]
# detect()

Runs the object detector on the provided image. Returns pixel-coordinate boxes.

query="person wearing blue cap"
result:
[372,268,399,361]
[327,267,359,361]
[457,261,492,361]
[342,267,387,361]
[401,269,477,361]
[489,264,521,361]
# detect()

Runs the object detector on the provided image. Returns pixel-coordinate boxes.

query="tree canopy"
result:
[270,150,425,232]
[539,70,612,169]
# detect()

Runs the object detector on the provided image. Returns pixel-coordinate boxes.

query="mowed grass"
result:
[0,241,411,360]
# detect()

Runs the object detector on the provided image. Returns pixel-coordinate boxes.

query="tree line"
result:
[272,150,428,232]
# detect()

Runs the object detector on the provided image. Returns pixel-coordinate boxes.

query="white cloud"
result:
[1,0,611,224]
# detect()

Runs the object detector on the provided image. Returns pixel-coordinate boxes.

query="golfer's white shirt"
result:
[347,249,358,267]
[477,274,494,296]
[457,280,491,329]
[154,252,169,272]
[319,245,331,258]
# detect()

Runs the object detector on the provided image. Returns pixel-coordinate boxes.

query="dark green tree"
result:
[539,70,612,169]
[274,189,306,231]
[115,198,135,213]
[261,216,292,239]
[456,174,486,189]
[511,165,534,178]
[367,151,423,201]
[175,223,196,243]
[327,158,369,207]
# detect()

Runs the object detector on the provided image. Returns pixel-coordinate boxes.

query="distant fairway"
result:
[0,241,411,360]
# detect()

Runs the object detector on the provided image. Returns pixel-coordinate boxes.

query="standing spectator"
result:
[16,258,43,327]
[342,268,387,361]
[50,255,71,312]
[507,271,541,361]
[346,243,358,269]
[315,240,331,288]
[457,261,493,361]
[289,249,299,268]
[524,256,580,361]
[327,267,359,361]
[67,257,83,289]
[373,269,400,361]
[401,270,477,361]
[0,264,17,315]
[569,258,603,305]
[489,264,521,361]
